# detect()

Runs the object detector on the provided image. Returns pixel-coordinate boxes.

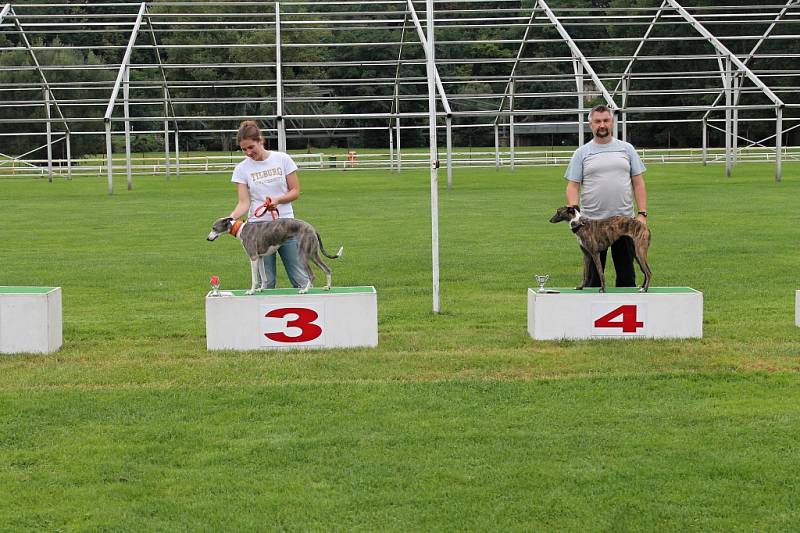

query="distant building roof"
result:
[514,123,579,134]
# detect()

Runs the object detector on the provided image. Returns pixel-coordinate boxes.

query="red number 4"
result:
[264,307,323,343]
[594,305,644,333]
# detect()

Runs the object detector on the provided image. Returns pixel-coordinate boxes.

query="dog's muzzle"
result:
[207,231,220,241]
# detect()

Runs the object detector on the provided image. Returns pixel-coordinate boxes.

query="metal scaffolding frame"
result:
[2,1,800,311]
[2,1,798,185]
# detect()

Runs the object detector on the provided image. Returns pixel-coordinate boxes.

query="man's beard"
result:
[595,127,610,138]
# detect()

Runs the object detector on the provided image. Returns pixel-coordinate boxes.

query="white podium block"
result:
[0,287,62,354]
[528,287,703,340]
[206,286,378,350]
[796,291,799,327]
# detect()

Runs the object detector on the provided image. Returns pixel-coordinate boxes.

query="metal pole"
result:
[395,113,402,173]
[391,14,407,175]
[776,106,783,183]
[446,115,452,190]
[509,80,515,172]
[104,3,146,125]
[163,86,170,179]
[65,131,72,180]
[406,0,452,115]
[621,77,628,142]
[574,59,585,146]
[105,120,114,195]
[702,117,708,166]
[174,128,180,177]
[494,123,500,170]
[388,126,394,172]
[124,66,132,190]
[44,87,52,182]
[425,0,440,314]
[732,77,739,169]
[275,1,286,152]
[725,57,732,177]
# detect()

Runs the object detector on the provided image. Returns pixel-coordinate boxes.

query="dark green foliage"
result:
[1,2,798,154]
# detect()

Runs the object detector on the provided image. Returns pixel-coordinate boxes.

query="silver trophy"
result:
[535,274,559,294]
[535,274,550,293]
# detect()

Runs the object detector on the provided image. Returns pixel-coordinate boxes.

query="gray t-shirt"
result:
[564,138,646,220]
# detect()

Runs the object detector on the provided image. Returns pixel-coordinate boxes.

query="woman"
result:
[227,120,309,289]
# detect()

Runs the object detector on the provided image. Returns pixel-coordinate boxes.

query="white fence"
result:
[1,147,797,179]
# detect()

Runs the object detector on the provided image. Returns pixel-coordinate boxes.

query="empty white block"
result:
[0,287,62,354]
[795,290,799,327]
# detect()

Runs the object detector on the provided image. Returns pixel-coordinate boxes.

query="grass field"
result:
[1,163,799,529]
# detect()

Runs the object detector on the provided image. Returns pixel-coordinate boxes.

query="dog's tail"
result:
[317,232,343,259]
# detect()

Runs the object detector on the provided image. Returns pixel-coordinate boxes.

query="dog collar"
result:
[570,221,585,234]
[229,220,244,237]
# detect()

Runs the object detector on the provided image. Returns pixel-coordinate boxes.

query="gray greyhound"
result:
[549,206,652,293]
[207,217,343,295]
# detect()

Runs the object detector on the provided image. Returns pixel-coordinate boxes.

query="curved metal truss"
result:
[1,0,799,192]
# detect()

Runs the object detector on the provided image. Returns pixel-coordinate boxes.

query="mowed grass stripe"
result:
[1,375,799,530]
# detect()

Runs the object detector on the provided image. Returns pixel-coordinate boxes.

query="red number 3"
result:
[594,305,644,333]
[264,307,323,343]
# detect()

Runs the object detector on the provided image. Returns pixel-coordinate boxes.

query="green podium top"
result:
[210,286,376,297]
[0,286,59,294]
[535,287,699,294]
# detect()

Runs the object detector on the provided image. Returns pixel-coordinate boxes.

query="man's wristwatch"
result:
[637,211,648,217]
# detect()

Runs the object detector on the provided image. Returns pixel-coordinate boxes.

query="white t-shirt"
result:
[231,151,299,222]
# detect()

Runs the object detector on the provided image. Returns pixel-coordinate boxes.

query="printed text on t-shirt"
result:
[251,167,283,183]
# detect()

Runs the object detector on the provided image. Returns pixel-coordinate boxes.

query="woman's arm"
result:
[229,183,251,219]
[270,171,301,207]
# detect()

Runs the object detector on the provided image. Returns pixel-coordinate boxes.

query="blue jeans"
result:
[261,236,310,289]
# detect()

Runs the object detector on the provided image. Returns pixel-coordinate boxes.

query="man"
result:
[564,104,648,288]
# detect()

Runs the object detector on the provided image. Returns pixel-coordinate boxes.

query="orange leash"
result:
[253,197,278,220]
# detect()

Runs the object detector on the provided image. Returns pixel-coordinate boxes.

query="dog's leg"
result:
[257,257,268,291]
[577,249,592,290]
[634,244,652,293]
[298,261,314,294]
[246,259,259,295]
[298,269,312,294]
[311,254,333,291]
[591,253,606,292]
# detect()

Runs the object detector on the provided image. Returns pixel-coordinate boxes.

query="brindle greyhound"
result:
[549,206,652,293]
[207,217,343,295]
